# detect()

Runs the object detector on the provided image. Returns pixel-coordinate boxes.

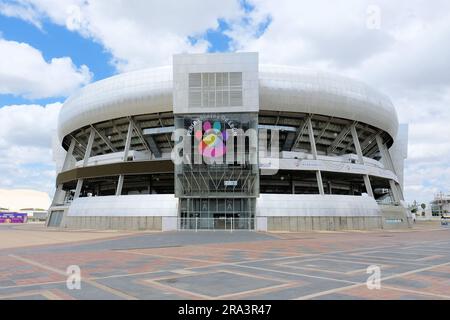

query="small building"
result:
[431,192,450,216]
[20,208,49,222]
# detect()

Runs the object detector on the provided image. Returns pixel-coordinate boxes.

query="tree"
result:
[421,203,426,210]
[409,200,419,213]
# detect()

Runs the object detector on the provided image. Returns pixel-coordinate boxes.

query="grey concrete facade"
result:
[380,205,412,229]
[61,216,163,231]
[267,216,383,232]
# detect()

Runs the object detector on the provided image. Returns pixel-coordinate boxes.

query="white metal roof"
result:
[58,65,398,140]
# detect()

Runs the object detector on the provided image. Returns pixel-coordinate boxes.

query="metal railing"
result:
[178,217,255,231]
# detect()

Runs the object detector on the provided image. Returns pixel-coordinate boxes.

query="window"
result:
[189,72,242,107]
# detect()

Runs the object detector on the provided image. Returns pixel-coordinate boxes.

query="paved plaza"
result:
[0,222,449,300]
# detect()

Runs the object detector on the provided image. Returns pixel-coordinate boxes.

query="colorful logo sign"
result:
[195,121,229,158]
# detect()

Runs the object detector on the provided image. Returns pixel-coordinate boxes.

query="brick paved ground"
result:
[0,222,449,300]
[0,223,133,250]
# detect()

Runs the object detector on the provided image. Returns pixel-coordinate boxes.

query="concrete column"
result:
[350,124,364,164]
[307,117,318,159]
[291,178,295,194]
[73,129,95,200]
[51,184,65,206]
[307,117,324,195]
[116,175,124,196]
[74,179,83,199]
[376,135,405,201]
[363,175,374,198]
[316,171,325,195]
[375,135,393,171]
[123,121,134,161]
[384,149,396,172]
[50,138,76,226]
[389,179,400,204]
[115,121,133,197]
[397,184,405,201]
[149,175,153,194]
[351,124,374,198]
[61,138,76,172]
[83,128,96,167]
[384,148,406,200]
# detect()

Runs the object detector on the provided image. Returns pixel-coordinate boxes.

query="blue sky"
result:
[0,1,259,106]
[0,14,116,106]
[0,0,449,205]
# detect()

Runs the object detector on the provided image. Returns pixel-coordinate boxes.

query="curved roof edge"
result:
[58,65,398,141]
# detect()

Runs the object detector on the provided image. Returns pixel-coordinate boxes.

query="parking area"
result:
[0,222,449,300]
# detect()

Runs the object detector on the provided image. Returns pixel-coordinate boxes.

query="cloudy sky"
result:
[0,0,448,204]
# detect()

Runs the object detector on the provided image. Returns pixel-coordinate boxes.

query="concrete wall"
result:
[257,194,382,217]
[49,194,176,231]
[380,205,411,229]
[49,194,410,232]
[266,216,383,232]
[67,194,178,217]
[62,216,162,231]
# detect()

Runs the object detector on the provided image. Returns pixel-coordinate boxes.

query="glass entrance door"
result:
[179,198,255,230]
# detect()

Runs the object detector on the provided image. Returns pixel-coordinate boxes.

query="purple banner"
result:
[0,212,28,223]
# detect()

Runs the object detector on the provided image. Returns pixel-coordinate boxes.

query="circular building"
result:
[48,52,410,231]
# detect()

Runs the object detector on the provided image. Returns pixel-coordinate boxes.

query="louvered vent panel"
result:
[230,90,243,106]
[230,72,242,86]
[188,72,242,108]
[189,73,201,88]
[189,92,201,107]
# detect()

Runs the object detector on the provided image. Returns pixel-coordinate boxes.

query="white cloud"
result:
[0,0,42,29]
[0,38,92,98]
[0,103,62,195]
[2,0,245,71]
[227,0,450,204]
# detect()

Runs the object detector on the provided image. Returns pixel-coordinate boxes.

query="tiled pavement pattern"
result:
[0,225,449,300]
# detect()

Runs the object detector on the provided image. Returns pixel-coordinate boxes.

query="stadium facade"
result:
[47,52,410,231]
